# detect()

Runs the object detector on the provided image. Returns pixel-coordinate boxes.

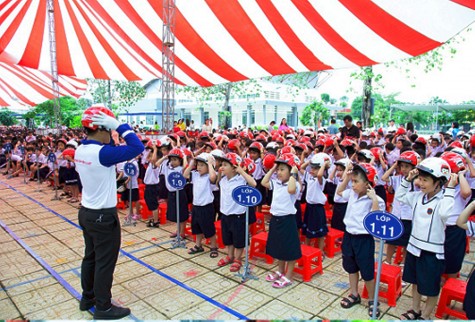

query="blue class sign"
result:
[168,172,186,190]
[232,185,262,207]
[123,162,138,177]
[48,152,56,162]
[363,211,404,241]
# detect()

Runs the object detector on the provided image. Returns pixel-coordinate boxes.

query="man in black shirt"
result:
[340,115,360,140]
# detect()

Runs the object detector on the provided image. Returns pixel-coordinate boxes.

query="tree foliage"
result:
[87,79,146,114]
[0,108,17,126]
[300,100,330,129]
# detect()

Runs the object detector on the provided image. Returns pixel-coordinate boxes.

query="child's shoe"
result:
[132,214,140,221]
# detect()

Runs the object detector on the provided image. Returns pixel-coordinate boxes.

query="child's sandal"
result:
[229,259,242,272]
[188,245,204,255]
[217,255,233,267]
[209,248,219,258]
[265,271,283,282]
[368,300,380,318]
[401,309,421,320]
[272,276,292,288]
[340,293,361,309]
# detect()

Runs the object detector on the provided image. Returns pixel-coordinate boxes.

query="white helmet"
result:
[450,147,468,160]
[210,149,225,160]
[357,149,374,161]
[159,136,171,146]
[310,152,332,168]
[416,157,451,181]
[195,152,215,167]
[335,158,351,168]
[304,130,314,137]
[431,133,441,142]
[266,142,279,150]
[66,139,78,149]
[456,131,465,138]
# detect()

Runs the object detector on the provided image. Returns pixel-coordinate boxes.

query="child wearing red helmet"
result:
[261,153,302,288]
[336,162,386,318]
[216,152,256,272]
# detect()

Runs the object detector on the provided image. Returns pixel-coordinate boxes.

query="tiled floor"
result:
[0,176,474,320]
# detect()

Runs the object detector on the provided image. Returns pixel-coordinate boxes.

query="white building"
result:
[120,78,345,129]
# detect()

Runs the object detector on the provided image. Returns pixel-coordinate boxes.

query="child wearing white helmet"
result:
[396,157,458,320]
[300,152,331,250]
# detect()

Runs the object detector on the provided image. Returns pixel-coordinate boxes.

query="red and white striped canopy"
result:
[1,0,475,86]
[0,62,87,107]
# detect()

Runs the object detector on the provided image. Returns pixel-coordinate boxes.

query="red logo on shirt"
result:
[427,208,433,215]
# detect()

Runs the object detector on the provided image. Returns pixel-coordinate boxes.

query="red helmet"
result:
[354,163,378,187]
[324,137,334,147]
[227,139,241,151]
[255,134,266,142]
[239,131,248,139]
[299,136,311,143]
[315,139,325,147]
[200,131,210,139]
[176,131,186,138]
[249,142,264,154]
[204,141,217,150]
[168,148,184,159]
[146,139,160,149]
[294,143,307,153]
[262,153,276,170]
[182,148,193,158]
[274,136,285,144]
[222,152,242,167]
[241,158,256,174]
[396,128,406,136]
[81,105,115,131]
[415,137,427,145]
[168,133,179,141]
[449,141,463,149]
[471,135,475,148]
[340,138,354,147]
[304,141,314,151]
[279,146,296,155]
[275,153,301,170]
[398,151,421,166]
[62,148,75,159]
[441,151,466,174]
[285,139,296,147]
[370,147,382,160]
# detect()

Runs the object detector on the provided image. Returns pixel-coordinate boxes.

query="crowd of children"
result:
[1,120,475,319]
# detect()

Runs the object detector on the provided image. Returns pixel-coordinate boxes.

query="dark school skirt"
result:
[387,219,412,247]
[144,184,159,211]
[121,188,139,202]
[302,203,328,238]
[255,179,267,206]
[324,181,337,205]
[444,225,467,274]
[212,190,221,220]
[166,190,189,223]
[63,167,79,185]
[294,200,303,229]
[158,174,168,200]
[374,185,387,204]
[330,202,347,232]
[266,215,302,261]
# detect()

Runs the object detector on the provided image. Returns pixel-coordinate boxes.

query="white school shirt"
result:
[396,178,455,257]
[143,163,160,185]
[304,172,327,205]
[342,189,386,235]
[446,185,470,226]
[219,174,247,215]
[191,171,214,206]
[163,165,183,192]
[252,158,265,180]
[389,175,415,220]
[269,178,300,216]
[465,160,475,189]
[333,179,352,203]
[123,160,139,189]
[374,163,386,186]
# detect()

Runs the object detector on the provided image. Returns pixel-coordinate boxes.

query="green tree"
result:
[35,96,80,128]
[87,79,146,114]
[0,108,17,126]
[300,101,330,129]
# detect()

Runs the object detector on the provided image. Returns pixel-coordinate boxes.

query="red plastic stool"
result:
[294,244,323,282]
[435,278,467,319]
[139,200,152,219]
[362,262,402,307]
[249,232,273,264]
[325,209,332,223]
[324,228,344,258]
[117,193,126,209]
[158,203,168,224]
[394,246,404,265]
[250,211,266,235]
[214,220,225,249]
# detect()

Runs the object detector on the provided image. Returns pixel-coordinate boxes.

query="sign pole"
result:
[49,153,61,201]
[168,172,187,249]
[372,239,385,319]
[123,162,138,227]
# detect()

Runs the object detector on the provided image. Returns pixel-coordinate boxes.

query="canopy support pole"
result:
[47,0,62,134]
[161,0,176,133]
